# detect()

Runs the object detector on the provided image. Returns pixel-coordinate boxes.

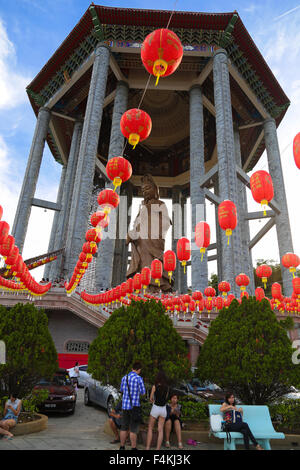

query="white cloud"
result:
[0,18,31,110]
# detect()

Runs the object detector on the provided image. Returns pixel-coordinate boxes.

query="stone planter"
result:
[13,413,48,436]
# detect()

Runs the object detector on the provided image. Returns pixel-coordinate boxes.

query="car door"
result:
[95,380,105,407]
[78,366,89,387]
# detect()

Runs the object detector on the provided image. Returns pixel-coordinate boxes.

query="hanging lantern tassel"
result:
[113,177,122,191]
[200,247,206,262]
[155,278,160,287]
[262,277,267,289]
[226,229,232,246]
[182,261,187,274]
[168,271,172,284]
[261,200,268,216]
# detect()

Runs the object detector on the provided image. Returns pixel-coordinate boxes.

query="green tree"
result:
[88,299,191,388]
[0,303,58,399]
[208,273,218,293]
[195,297,300,404]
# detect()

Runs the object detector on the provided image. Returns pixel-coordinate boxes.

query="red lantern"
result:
[163,250,176,283]
[189,300,196,314]
[256,264,272,289]
[250,170,274,215]
[5,246,19,269]
[282,253,300,278]
[182,294,191,307]
[151,259,163,287]
[218,200,237,245]
[195,221,210,261]
[218,281,231,297]
[235,273,250,292]
[293,133,300,169]
[192,291,203,304]
[0,221,9,245]
[293,277,300,301]
[141,267,151,291]
[176,238,191,273]
[0,234,15,258]
[255,287,265,302]
[205,298,213,312]
[272,282,282,302]
[97,189,120,213]
[133,273,142,293]
[215,296,224,311]
[90,211,108,228]
[141,29,183,86]
[240,291,249,300]
[0,205,2,220]
[204,287,216,300]
[106,156,132,190]
[120,108,152,149]
[121,282,128,298]
[126,278,134,295]
[85,229,102,243]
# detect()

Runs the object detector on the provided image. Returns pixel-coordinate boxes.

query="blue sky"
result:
[0,0,299,282]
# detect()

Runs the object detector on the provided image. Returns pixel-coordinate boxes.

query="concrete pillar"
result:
[66,44,110,278]
[234,127,255,295]
[189,85,208,292]
[214,180,223,284]
[188,339,200,367]
[43,165,66,280]
[179,193,188,293]
[112,182,132,287]
[49,120,83,280]
[12,107,51,253]
[264,118,294,296]
[172,186,181,292]
[95,81,129,291]
[213,48,243,297]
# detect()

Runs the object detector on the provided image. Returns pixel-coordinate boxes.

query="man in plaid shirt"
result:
[119,361,146,450]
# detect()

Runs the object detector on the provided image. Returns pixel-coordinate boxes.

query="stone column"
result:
[214,180,223,284]
[112,182,132,287]
[187,339,200,367]
[189,85,208,292]
[172,186,181,292]
[12,107,51,253]
[213,48,243,297]
[66,44,110,278]
[43,164,66,280]
[95,81,129,291]
[264,118,294,296]
[179,193,188,293]
[234,127,255,295]
[49,120,83,280]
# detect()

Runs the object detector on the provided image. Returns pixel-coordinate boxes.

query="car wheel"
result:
[106,396,114,415]
[84,388,91,406]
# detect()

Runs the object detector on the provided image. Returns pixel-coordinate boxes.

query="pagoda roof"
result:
[27,4,289,111]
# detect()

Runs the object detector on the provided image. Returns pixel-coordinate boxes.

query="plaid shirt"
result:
[120,371,146,410]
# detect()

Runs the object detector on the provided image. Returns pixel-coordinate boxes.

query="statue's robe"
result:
[126,198,172,292]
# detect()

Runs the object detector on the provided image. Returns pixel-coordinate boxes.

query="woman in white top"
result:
[0,393,22,439]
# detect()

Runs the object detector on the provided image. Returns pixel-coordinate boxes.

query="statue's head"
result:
[141,174,159,201]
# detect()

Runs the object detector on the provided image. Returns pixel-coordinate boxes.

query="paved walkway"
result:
[0,390,298,450]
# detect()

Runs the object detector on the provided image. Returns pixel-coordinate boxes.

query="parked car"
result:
[283,386,300,400]
[84,376,120,414]
[34,369,76,414]
[67,364,90,388]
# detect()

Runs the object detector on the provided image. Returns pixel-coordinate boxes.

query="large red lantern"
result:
[218,281,231,297]
[293,133,300,169]
[176,238,191,273]
[218,200,237,245]
[282,253,300,278]
[133,273,142,293]
[250,170,274,215]
[235,273,250,292]
[215,296,224,311]
[192,291,203,304]
[126,278,134,295]
[151,259,163,287]
[195,221,210,261]
[204,287,216,300]
[141,28,183,86]
[163,250,176,283]
[106,156,132,190]
[120,108,152,149]
[85,229,102,243]
[255,287,265,302]
[0,221,9,245]
[90,211,108,229]
[97,189,120,213]
[5,246,19,270]
[272,282,282,302]
[256,264,272,289]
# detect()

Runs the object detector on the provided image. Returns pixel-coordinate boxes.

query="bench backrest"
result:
[208,404,276,434]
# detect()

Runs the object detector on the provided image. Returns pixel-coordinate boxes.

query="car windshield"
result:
[79,366,88,371]
[38,374,72,386]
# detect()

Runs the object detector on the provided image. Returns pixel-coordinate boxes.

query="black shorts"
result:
[120,409,140,434]
[111,417,122,429]
[165,415,182,432]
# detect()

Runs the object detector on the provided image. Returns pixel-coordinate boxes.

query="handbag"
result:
[126,374,142,423]
[210,413,223,432]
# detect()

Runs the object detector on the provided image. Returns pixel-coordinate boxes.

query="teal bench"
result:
[209,404,285,450]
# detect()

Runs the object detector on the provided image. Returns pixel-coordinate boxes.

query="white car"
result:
[67,365,90,388]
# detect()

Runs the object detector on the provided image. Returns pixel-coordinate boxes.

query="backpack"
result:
[210,413,223,432]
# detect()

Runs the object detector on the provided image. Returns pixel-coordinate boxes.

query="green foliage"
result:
[269,400,300,431]
[179,397,208,421]
[88,300,191,388]
[0,303,58,399]
[196,297,300,404]
[208,273,218,293]
[22,389,49,415]
[254,258,300,297]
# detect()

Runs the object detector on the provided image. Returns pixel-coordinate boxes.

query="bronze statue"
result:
[126,174,172,292]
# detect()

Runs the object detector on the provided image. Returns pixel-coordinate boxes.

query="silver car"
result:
[67,365,90,388]
[84,376,121,414]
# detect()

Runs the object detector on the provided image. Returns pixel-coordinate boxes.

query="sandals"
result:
[2,435,13,440]
[165,441,170,448]
[256,444,264,450]
[178,442,183,449]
